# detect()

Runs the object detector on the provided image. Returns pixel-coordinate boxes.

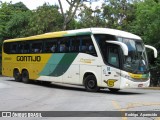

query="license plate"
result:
[138,84,143,87]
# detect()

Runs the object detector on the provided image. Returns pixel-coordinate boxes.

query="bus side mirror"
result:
[106,41,128,56]
[145,45,157,58]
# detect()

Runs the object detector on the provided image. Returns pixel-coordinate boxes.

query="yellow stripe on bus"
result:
[4,31,67,42]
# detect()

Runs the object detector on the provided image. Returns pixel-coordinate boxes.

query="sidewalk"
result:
[142,87,160,90]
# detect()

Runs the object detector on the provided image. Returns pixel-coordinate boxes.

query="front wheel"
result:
[108,88,120,92]
[84,75,100,92]
[22,70,30,83]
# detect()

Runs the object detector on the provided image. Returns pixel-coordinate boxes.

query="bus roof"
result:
[91,28,141,40]
[4,28,141,42]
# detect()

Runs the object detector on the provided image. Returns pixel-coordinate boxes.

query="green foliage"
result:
[0,2,13,40]
[11,2,29,11]
[131,0,160,45]
[0,2,30,39]
[77,4,106,28]
[155,56,160,68]
[130,0,160,67]
[0,2,31,52]
[0,2,63,39]
[26,3,63,36]
[6,11,32,38]
[102,0,136,30]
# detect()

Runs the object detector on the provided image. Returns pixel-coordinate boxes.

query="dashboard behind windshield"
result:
[118,37,149,73]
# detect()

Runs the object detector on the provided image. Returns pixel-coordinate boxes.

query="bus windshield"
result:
[117,37,149,74]
[94,34,149,74]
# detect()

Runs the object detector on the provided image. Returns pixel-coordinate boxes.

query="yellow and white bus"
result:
[2,28,158,92]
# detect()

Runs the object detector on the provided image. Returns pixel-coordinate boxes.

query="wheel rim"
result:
[88,79,96,89]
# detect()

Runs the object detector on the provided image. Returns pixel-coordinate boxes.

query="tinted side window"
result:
[10,43,18,53]
[30,41,43,53]
[17,42,23,54]
[78,35,97,56]
[3,42,23,54]
[107,46,120,68]
[44,39,58,53]
[70,37,80,52]
[3,42,11,54]
[23,42,30,53]
[59,37,70,53]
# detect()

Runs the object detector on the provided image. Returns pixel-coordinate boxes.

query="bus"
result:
[2,28,158,92]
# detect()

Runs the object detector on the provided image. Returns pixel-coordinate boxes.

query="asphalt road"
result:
[0,76,160,120]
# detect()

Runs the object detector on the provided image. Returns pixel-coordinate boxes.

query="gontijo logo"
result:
[17,56,41,62]
[104,79,117,87]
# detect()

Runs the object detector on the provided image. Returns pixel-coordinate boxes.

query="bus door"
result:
[102,44,121,88]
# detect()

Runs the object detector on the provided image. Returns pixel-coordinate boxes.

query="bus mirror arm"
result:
[145,45,157,58]
[106,41,128,56]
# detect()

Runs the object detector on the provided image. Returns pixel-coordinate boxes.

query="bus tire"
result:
[84,75,100,92]
[22,70,30,83]
[109,88,120,92]
[13,69,22,82]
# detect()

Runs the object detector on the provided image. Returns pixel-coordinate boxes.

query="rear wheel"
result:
[84,75,100,92]
[13,69,22,82]
[22,70,30,83]
[109,88,120,92]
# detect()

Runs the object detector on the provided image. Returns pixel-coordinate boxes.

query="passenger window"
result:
[107,46,120,68]
[3,43,11,54]
[70,37,80,52]
[16,42,23,54]
[23,42,30,53]
[31,41,43,53]
[44,39,58,53]
[78,35,97,56]
[59,38,70,53]
[10,43,18,53]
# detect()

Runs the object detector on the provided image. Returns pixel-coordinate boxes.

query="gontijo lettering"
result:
[17,56,41,62]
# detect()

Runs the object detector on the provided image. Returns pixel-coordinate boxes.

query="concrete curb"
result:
[142,87,160,90]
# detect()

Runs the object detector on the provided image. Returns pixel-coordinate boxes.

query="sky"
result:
[1,0,104,11]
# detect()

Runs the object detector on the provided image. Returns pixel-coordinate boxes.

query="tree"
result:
[26,3,63,35]
[6,11,32,38]
[132,0,160,45]
[77,4,106,28]
[58,0,100,30]
[58,0,81,30]
[0,2,30,39]
[11,2,28,12]
[0,2,30,52]
[102,0,137,30]
[130,0,160,69]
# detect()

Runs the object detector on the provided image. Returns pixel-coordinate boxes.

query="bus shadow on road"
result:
[7,79,144,95]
